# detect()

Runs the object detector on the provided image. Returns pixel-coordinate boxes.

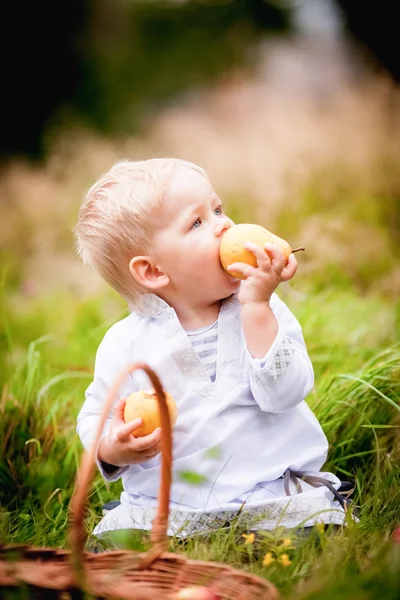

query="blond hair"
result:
[74,158,207,306]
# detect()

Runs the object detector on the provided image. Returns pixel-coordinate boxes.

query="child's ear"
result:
[129,256,170,290]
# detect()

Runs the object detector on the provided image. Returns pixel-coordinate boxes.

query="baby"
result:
[74,158,347,539]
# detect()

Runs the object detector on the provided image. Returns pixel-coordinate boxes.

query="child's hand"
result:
[98,396,162,467]
[228,242,298,305]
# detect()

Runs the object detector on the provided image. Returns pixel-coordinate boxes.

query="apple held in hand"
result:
[124,389,178,437]
[220,223,304,280]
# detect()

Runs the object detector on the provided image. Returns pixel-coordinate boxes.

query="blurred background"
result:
[0,0,399,370]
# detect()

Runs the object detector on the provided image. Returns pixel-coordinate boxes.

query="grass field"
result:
[1,274,399,598]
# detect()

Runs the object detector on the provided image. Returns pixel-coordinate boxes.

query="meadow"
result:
[1,73,399,599]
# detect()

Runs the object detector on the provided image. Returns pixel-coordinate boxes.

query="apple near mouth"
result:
[219,223,304,280]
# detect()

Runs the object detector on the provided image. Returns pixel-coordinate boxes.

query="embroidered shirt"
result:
[77,292,326,511]
[186,321,218,383]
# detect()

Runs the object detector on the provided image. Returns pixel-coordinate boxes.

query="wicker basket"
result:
[0,362,279,600]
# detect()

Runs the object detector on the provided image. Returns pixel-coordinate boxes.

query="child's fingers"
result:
[141,448,161,461]
[227,262,257,279]
[131,428,162,452]
[281,254,298,282]
[140,440,162,459]
[244,242,270,270]
[264,243,285,270]
[117,417,143,441]
[112,396,128,424]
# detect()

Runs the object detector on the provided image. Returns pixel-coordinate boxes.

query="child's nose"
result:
[214,219,232,238]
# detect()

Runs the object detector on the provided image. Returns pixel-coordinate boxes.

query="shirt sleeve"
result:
[76,324,139,482]
[246,293,315,413]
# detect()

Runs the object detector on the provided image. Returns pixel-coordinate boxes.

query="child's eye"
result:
[192,218,202,228]
[214,206,223,216]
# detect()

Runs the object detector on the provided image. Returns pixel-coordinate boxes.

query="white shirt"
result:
[77,291,332,515]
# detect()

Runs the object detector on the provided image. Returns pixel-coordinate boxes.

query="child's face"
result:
[150,167,240,306]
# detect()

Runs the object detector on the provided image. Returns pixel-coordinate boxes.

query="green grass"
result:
[1,279,399,599]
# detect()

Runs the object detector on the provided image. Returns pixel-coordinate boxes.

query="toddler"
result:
[74,158,347,539]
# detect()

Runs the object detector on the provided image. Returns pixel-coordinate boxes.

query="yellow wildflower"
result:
[262,552,275,567]
[242,533,255,545]
[280,553,292,567]
[316,522,326,534]
[281,537,292,547]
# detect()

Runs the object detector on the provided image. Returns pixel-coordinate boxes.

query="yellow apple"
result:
[124,389,177,437]
[220,223,304,280]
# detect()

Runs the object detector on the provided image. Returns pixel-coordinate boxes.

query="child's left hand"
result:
[227,242,298,305]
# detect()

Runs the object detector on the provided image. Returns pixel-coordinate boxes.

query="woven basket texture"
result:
[0,363,279,600]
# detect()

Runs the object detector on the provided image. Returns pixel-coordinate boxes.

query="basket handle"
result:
[69,362,173,573]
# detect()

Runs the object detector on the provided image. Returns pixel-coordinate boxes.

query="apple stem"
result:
[292,247,305,254]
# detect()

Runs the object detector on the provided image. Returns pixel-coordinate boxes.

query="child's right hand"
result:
[98,396,162,467]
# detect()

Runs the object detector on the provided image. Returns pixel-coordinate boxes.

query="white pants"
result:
[93,472,350,539]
